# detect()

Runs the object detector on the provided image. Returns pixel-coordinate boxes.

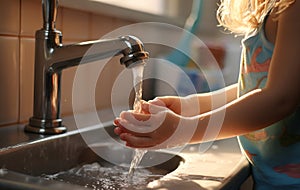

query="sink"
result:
[0,112,250,190]
[0,124,183,190]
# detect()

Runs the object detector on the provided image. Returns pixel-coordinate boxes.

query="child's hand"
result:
[114,101,196,149]
[147,96,199,117]
[147,96,182,114]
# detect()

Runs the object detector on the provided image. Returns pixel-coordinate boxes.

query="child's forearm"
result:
[190,87,296,144]
[186,83,238,115]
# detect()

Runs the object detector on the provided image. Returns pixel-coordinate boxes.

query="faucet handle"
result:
[42,0,58,30]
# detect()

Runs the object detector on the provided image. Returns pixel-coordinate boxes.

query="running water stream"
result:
[127,63,147,180]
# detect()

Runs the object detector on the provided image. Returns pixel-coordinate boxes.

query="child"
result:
[114,0,300,189]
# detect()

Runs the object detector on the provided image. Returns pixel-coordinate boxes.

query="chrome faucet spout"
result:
[24,0,149,135]
[49,35,148,73]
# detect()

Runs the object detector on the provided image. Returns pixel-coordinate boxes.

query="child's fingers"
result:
[116,111,167,135]
[120,133,156,148]
[121,110,166,126]
[140,101,166,114]
[114,118,129,133]
[113,118,120,126]
[141,102,169,115]
[117,117,154,134]
[114,121,150,137]
[148,97,166,107]
[114,127,121,135]
[120,110,151,123]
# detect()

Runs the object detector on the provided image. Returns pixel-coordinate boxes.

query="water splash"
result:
[43,162,164,190]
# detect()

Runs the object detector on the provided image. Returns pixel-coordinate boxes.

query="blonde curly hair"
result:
[217,0,295,35]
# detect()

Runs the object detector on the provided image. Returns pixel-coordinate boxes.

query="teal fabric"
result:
[238,18,300,189]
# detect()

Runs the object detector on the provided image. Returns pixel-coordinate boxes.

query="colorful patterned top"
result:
[238,17,300,189]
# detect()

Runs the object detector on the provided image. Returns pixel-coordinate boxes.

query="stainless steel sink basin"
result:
[0,124,183,190]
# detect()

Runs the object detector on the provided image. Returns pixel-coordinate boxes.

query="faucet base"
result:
[24,117,67,135]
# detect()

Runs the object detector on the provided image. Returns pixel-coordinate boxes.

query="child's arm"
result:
[190,0,300,142]
[148,83,238,117]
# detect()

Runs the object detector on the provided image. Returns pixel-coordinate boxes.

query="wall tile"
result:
[0,0,20,35]
[60,57,111,115]
[95,57,126,110]
[19,38,35,123]
[62,8,90,41]
[56,7,63,31]
[20,0,43,37]
[0,36,19,125]
[112,18,134,30]
[90,14,134,40]
[60,54,125,115]
[90,14,118,39]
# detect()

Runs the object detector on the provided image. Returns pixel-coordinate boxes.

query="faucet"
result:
[24,0,149,135]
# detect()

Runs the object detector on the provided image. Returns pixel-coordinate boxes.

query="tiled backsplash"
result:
[0,0,134,126]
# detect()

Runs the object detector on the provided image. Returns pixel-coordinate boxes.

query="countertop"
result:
[151,140,250,190]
